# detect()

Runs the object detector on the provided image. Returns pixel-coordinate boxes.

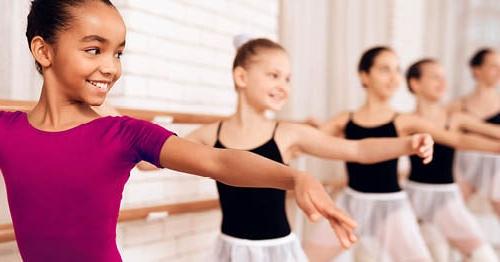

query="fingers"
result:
[420,145,433,160]
[307,192,358,249]
[415,134,434,164]
[424,134,434,148]
[296,191,322,222]
[308,189,357,229]
[422,145,433,164]
[329,218,354,249]
[297,177,358,249]
[411,134,420,150]
[319,203,357,229]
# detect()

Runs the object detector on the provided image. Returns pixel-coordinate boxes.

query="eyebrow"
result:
[80,35,126,47]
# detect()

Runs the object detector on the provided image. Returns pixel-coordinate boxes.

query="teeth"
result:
[88,80,109,91]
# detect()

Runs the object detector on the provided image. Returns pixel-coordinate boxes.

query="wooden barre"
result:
[0,198,220,243]
[0,99,227,123]
[118,199,220,222]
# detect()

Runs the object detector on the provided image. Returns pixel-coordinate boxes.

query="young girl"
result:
[305,46,500,262]
[186,38,434,261]
[405,59,498,261]
[448,48,500,216]
[0,1,361,260]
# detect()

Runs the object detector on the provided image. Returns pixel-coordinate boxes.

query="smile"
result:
[87,80,110,92]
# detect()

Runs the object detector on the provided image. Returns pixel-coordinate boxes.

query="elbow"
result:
[204,149,232,181]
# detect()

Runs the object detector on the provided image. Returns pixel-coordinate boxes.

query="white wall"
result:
[110,0,279,115]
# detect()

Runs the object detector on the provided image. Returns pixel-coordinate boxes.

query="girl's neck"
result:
[471,83,497,99]
[415,96,444,118]
[229,95,272,128]
[361,91,393,113]
[29,85,98,129]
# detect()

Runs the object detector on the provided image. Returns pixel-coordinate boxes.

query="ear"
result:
[30,36,53,71]
[409,78,419,93]
[359,71,369,88]
[471,67,480,80]
[233,66,248,89]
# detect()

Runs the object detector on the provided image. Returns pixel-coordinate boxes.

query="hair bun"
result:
[233,34,254,49]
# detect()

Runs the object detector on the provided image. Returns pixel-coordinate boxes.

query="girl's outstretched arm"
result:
[450,112,500,140]
[159,136,357,248]
[284,123,434,164]
[398,114,500,153]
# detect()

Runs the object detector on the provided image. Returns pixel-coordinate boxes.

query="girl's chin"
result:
[267,103,286,112]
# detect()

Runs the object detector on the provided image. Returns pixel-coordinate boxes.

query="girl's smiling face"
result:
[33,1,126,106]
[237,49,291,112]
[233,48,291,111]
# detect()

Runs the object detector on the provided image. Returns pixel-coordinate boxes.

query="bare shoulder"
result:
[447,98,464,113]
[321,111,351,135]
[185,122,220,146]
[274,121,305,140]
[327,111,351,126]
[273,121,315,160]
[276,120,333,143]
[394,112,420,135]
[395,112,417,122]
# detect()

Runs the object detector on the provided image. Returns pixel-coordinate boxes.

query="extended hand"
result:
[294,173,357,248]
[411,133,434,164]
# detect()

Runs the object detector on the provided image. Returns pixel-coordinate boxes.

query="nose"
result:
[391,71,402,85]
[100,56,120,77]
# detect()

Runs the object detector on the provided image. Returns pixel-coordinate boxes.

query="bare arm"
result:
[450,112,500,139]
[446,99,464,115]
[159,136,357,247]
[398,114,500,153]
[135,161,159,171]
[161,136,298,189]
[320,111,350,137]
[288,123,433,164]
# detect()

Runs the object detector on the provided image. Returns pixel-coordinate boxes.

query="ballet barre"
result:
[0,199,220,243]
[0,99,226,123]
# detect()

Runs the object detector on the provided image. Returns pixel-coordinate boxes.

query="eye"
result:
[114,51,123,59]
[85,48,100,55]
[268,72,279,79]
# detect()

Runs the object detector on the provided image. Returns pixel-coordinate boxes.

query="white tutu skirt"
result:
[307,188,431,262]
[405,181,486,254]
[455,151,500,201]
[212,233,307,262]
